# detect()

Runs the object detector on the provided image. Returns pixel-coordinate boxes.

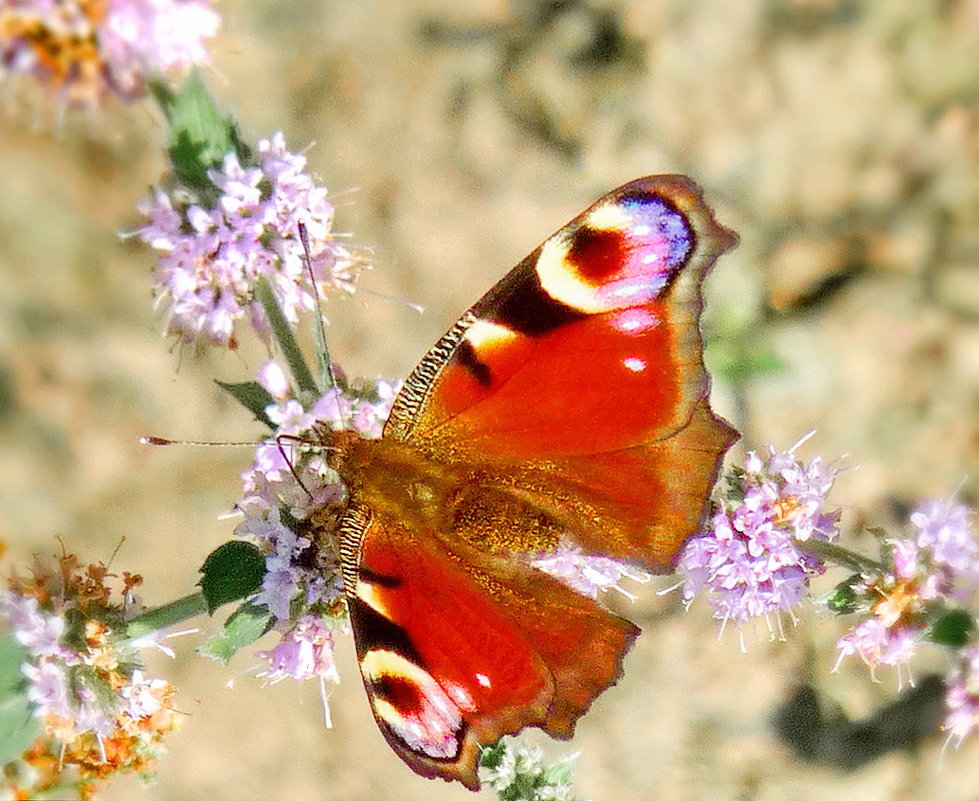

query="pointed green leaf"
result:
[215,380,276,429]
[296,223,337,392]
[0,636,41,764]
[199,540,267,614]
[198,603,273,664]
[164,69,247,194]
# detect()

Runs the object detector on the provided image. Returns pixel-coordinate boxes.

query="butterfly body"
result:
[320,176,738,789]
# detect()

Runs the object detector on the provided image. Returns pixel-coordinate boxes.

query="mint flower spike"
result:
[0,0,218,109]
[0,552,179,799]
[834,498,978,695]
[677,437,843,644]
[233,362,401,692]
[138,131,364,351]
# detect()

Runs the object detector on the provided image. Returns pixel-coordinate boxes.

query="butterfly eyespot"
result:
[362,649,468,759]
[535,194,695,315]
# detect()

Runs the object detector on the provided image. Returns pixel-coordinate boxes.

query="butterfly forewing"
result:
[385,174,737,460]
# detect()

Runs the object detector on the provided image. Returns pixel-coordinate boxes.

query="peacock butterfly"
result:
[316,175,738,789]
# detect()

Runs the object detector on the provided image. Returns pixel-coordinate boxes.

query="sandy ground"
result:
[1,1,978,799]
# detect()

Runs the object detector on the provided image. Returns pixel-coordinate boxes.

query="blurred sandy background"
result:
[2,1,979,799]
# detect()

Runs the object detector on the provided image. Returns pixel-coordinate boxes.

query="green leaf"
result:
[479,740,506,770]
[826,574,862,614]
[0,636,41,764]
[198,603,273,664]
[215,380,276,429]
[162,69,246,194]
[295,223,337,393]
[199,540,267,614]
[927,609,975,647]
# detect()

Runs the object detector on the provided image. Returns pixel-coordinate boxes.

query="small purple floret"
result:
[677,443,841,629]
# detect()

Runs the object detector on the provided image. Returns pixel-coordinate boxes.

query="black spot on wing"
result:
[451,339,492,387]
[477,254,587,336]
[359,568,403,589]
[349,596,423,664]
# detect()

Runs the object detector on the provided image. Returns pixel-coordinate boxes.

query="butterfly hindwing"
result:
[472,398,736,572]
[340,501,637,790]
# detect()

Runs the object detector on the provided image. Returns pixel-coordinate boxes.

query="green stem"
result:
[794,537,885,574]
[254,276,320,402]
[298,221,337,392]
[125,592,208,641]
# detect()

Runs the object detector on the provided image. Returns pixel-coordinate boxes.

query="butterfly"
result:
[319,175,738,789]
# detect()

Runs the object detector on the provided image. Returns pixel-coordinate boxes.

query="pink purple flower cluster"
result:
[0,556,178,796]
[1,590,174,738]
[677,443,841,631]
[257,615,339,686]
[0,0,218,107]
[0,591,170,737]
[831,499,979,742]
[833,500,977,673]
[235,362,400,682]
[138,133,362,349]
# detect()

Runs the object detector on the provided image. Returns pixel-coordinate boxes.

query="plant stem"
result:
[254,276,320,402]
[793,537,885,574]
[125,592,209,641]
[297,221,337,392]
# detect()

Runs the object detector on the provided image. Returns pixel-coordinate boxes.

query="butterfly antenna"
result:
[275,433,315,500]
[139,436,261,447]
[298,222,340,393]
